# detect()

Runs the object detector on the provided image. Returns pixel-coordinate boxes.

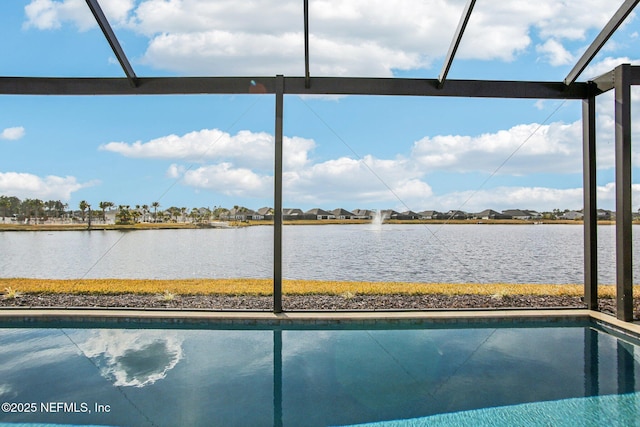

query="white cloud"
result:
[411,121,582,175]
[0,127,25,140]
[23,0,630,76]
[536,39,574,66]
[429,182,640,213]
[283,155,431,206]
[0,172,93,201]
[100,129,314,171]
[534,100,546,110]
[181,163,273,198]
[102,110,638,210]
[534,1,624,41]
[24,0,134,31]
[432,186,584,213]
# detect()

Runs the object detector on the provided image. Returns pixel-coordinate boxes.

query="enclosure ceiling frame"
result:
[304,0,310,89]
[85,0,138,87]
[564,0,640,86]
[3,0,640,320]
[0,76,591,99]
[438,0,476,88]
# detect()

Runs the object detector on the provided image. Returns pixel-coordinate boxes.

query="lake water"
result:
[0,224,637,284]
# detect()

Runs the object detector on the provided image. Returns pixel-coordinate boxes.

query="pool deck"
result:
[0,307,639,336]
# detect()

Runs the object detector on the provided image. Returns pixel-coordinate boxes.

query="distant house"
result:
[596,209,612,220]
[304,208,335,220]
[257,207,274,220]
[502,209,532,220]
[331,208,355,219]
[445,210,468,220]
[227,207,257,221]
[381,210,399,220]
[104,209,118,224]
[396,210,421,220]
[282,208,304,220]
[352,209,374,220]
[418,210,443,220]
[523,210,542,219]
[474,209,511,220]
[562,211,584,220]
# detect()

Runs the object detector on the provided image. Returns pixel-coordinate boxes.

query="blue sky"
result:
[1,0,639,214]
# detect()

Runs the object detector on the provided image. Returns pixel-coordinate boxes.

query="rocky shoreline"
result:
[1,293,636,319]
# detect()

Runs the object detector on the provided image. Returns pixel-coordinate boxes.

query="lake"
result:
[0,224,637,284]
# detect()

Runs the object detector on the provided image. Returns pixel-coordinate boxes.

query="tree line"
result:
[0,195,230,225]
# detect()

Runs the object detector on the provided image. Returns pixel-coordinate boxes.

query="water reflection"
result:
[81,330,183,387]
[0,324,638,426]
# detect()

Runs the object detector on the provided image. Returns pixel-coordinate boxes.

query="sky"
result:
[1,0,640,214]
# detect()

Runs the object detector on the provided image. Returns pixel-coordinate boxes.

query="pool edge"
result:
[0,307,603,323]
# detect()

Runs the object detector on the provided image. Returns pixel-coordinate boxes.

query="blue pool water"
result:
[0,320,639,427]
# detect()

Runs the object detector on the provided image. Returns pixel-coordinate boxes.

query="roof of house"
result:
[352,209,373,216]
[476,209,502,216]
[332,208,355,216]
[257,207,273,215]
[282,208,303,215]
[502,209,530,217]
[305,208,332,216]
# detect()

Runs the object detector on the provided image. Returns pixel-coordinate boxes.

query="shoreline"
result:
[1,279,638,319]
[0,219,620,232]
[0,293,636,320]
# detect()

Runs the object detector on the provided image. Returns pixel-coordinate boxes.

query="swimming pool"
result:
[0,318,638,427]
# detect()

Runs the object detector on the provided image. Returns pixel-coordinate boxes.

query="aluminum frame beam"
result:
[273,75,284,313]
[0,76,590,99]
[438,0,476,88]
[614,64,633,321]
[582,86,598,311]
[304,0,310,88]
[564,0,639,86]
[85,0,138,87]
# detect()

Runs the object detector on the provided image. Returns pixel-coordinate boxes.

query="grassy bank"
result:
[0,278,629,298]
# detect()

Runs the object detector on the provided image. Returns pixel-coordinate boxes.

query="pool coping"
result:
[1,307,639,334]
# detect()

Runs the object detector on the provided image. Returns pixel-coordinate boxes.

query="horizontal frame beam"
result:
[591,66,640,93]
[0,76,591,99]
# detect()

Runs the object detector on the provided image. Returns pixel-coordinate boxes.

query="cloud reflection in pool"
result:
[80,330,183,387]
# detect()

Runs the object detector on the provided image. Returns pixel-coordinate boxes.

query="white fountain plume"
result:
[371,210,384,229]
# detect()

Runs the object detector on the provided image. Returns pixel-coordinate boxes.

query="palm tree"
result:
[189,208,200,223]
[116,205,133,225]
[0,196,10,223]
[151,201,160,223]
[79,200,89,222]
[142,204,149,222]
[99,201,114,223]
[45,200,56,220]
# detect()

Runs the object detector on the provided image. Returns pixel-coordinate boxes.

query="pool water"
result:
[0,321,638,426]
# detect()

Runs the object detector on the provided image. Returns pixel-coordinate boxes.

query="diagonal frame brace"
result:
[564,0,639,86]
[85,0,138,87]
[438,0,476,89]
